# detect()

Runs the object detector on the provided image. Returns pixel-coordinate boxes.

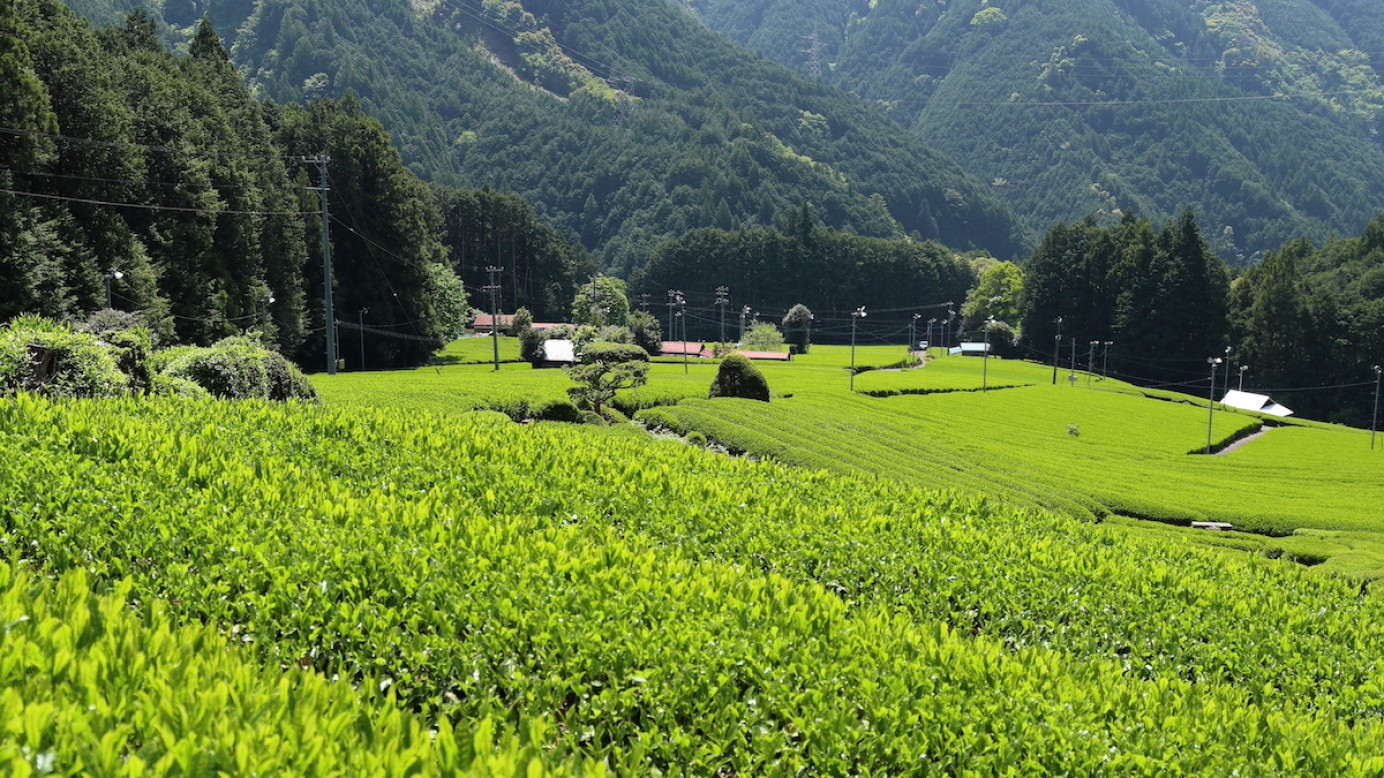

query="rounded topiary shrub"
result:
[158,336,317,402]
[709,354,770,402]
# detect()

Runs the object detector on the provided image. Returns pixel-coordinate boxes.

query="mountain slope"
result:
[62,0,1031,274]
[687,0,1384,263]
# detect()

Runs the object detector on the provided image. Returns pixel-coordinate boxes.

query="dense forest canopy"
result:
[0,0,592,370]
[686,0,1384,264]
[632,205,977,344]
[1015,210,1384,425]
[59,0,1031,273]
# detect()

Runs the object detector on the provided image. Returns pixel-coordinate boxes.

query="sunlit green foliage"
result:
[7,393,1384,771]
[0,560,592,775]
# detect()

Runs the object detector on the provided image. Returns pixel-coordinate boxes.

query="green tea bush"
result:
[150,373,211,399]
[529,397,581,422]
[158,336,317,402]
[0,316,128,398]
[0,561,597,776]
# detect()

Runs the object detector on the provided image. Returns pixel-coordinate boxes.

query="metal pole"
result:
[485,265,503,371]
[1373,366,1382,450]
[1206,357,1221,454]
[306,156,335,375]
[1069,337,1077,384]
[851,306,866,391]
[716,286,729,345]
[1088,341,1096,388]
[1221,346,1232,403]
[1051,317,1063,385]
[1101,341,1113,380]
[982,317,993,392]
[359,307,368,371]
[667,290,676,344]
[679,292,688,375]
[1238,365,1248,392]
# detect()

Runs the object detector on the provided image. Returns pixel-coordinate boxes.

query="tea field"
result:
[8,394,1384,773]
[319,341,1384,577]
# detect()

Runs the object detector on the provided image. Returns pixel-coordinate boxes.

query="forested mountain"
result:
[60,0,1031,273]
[685,0,1384,264]
[2,0,596,370]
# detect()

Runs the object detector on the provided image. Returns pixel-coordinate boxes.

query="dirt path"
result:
[1215,428,1270,456]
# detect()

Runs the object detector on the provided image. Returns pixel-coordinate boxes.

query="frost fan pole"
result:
[305,156,336,375]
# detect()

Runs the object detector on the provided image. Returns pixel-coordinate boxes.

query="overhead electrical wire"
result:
[0,187,315,217]
[0,125,305,162]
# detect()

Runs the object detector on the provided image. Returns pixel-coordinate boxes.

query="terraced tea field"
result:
[318,339,1384,577]
[8,393,1384,773]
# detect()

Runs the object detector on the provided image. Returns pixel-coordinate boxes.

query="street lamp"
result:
[910,313,921,358]
[1052,316,1063,385]
[103,269,123,309]
[1238,365,1249,392]
[1088,340,1099,388]
[982,316,995,392]
[260,294,276,332]
[926,318,937,357]
[1100,341,1114,380]
[850,306,867,391]
[1206,356,1223,454]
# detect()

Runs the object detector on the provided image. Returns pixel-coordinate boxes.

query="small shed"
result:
[537,339,577,368]
[1220,389,1293,417]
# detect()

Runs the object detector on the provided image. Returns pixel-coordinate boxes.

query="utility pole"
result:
[982,316,994,392]
[1052,316,1063,385]
[1101,341,1113,380]
[484,265,503,371]
[638,292,650,312]
[1088,340,1098,388]
[1373,365,1382,450]
[1206,356,1223,454]
[927,318,936,358]
[1221,346,1232,403]
[1069,336,1077,384]
[910,313,921,358]
[358,307,369,371]
[667,290,677,346]
[739,305,752,343]
[675,290,688,374]
[850,306,867,391]
[304,156,336,374]
[715,286,730,345]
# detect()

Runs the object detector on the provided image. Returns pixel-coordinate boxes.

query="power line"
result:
[0,187,315,217]
[0,125,303,161]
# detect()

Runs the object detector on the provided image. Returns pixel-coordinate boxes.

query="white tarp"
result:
[542,339,576,364]
[1221,389,1293,417]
